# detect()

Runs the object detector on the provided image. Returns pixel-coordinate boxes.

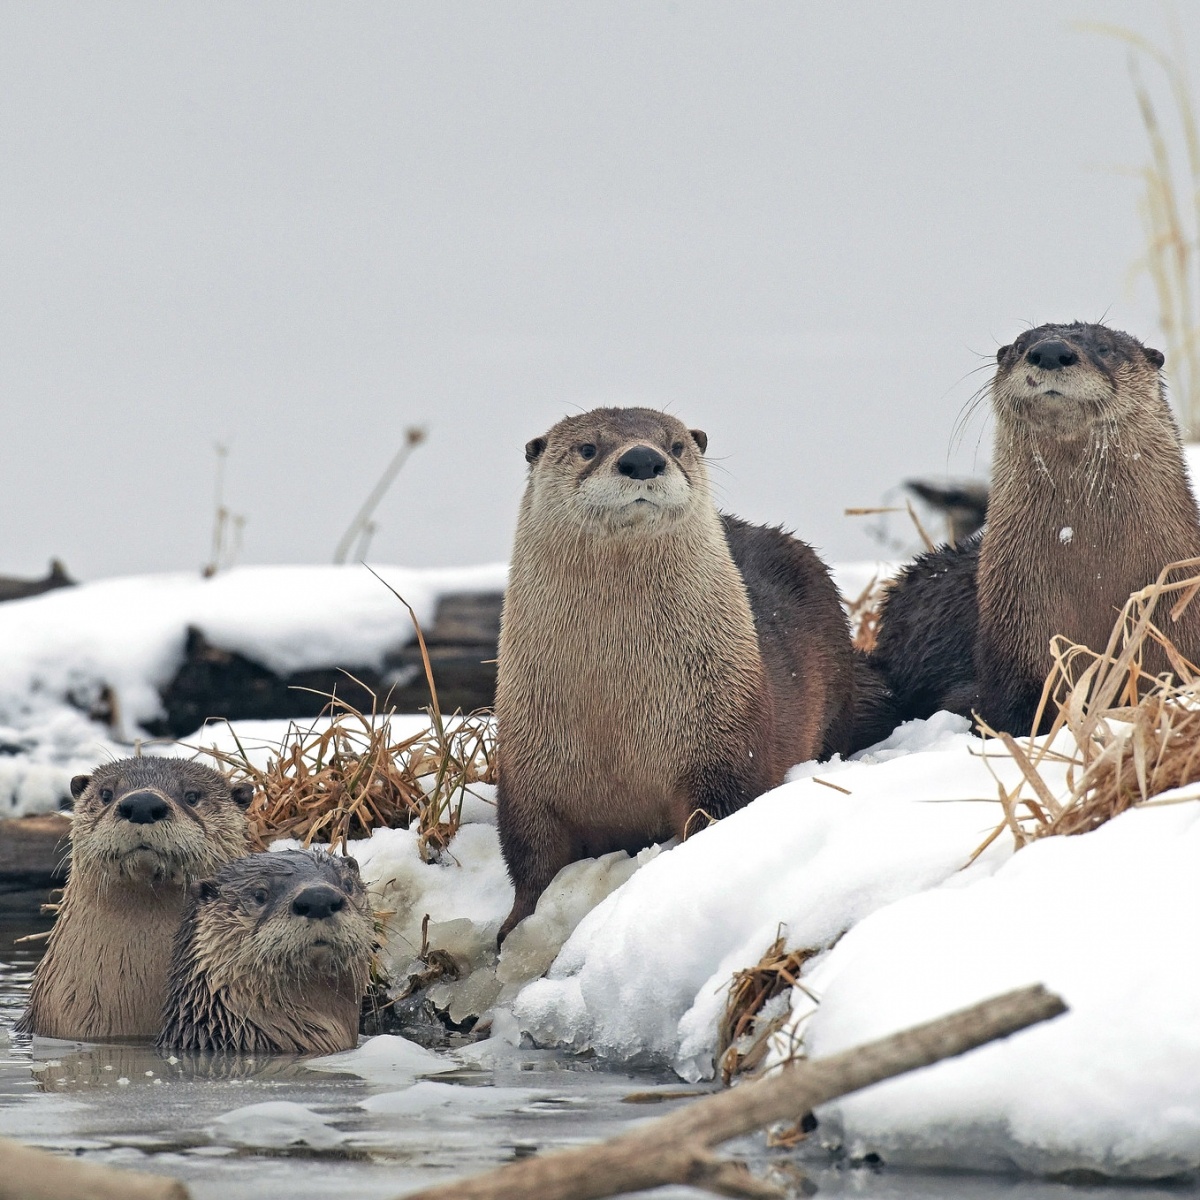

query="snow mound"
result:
[777,799,1200,1180]
[307,1034,460,1087]
[207,1100,346,1150]
[511,714,1042,1079]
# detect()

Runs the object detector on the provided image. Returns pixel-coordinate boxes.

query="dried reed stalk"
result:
[846,572,888,653]
[1083,22,1200,438]
[977,558,1200,847]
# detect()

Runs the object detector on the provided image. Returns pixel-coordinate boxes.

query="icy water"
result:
[0,912,1194,1200]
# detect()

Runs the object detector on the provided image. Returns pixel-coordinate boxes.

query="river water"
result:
[0,911,1193,1200]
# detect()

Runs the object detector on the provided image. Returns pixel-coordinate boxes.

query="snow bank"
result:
[0,562,505,814]
[776,796,1200,1179]
[341,823,658,1025]
[510,713,1040,1078]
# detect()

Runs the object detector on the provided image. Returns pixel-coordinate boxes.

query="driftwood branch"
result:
[0,1136,189,1200]
[395,984,1067,1200]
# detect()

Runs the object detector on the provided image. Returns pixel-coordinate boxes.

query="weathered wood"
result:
[0,1136,189,1200]
[394,984,1067,1200]
[148,591,503,738]
[0,560,74,603]
[0,814,70,892]
[423,592,502,646]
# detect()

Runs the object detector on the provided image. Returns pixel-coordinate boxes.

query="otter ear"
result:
[524,436,547,463]
[340,855,362,877]
[70,774,91,801]
[197,880,221,904]
[689,429,708,455]
[1145,346,1166,369]
[230,782,255,810]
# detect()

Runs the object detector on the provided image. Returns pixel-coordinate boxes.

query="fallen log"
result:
[0,813,70,896]
[394,984,1067,1200]
[148,591,503,739]
[0,560,74,604]
[0,1135,189,1200]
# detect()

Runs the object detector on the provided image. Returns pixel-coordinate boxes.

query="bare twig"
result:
[333,427,427,564]
[393,985,1066,1200]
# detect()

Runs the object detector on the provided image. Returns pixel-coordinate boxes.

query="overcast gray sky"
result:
[0,1,1192,579]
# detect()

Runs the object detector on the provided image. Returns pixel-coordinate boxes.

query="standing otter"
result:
[873,322,1200,734]
[159,849,374,1055]
[17,758,253,1040]
[495,406,855,943]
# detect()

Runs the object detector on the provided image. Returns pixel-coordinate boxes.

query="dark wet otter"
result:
[17,758,253,1040]
[873,322,1200,735]
[495,406,856,943]
[159,849,375,1055]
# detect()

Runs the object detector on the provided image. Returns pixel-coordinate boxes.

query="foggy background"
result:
[0,1,1192,580]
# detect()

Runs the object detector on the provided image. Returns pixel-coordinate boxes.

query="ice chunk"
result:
[307,1034,459,1086]
[207,1100,346,1150]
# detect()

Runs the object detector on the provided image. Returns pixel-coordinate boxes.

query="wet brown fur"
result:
[496,406,854,942]
[17,758,252,1040]
[875,322,1200,734]
[159,849,374,1056]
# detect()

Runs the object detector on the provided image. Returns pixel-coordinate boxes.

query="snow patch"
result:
[511,715,1039,1080]
[778,800,1200,1179]
[207,1100,346,1150]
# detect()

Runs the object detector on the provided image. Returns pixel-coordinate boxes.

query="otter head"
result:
[69,757,253,887]
[993,322,1166,437]
[522,406,710,533]
[190,850,374,988]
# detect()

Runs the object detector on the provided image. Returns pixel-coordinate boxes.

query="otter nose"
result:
[1026,339,1078,371]
[291,885,345,920]
[616,446,667,480]
[116,790,170,825]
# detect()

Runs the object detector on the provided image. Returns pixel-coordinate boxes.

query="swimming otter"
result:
[17,757,253,1040]
[159,849,374,1055]
[495,406,855,943]
[873,322,1200,734]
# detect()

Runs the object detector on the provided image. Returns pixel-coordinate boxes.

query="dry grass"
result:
[975,557,1200,850]
[192,577,496,860]
[1083,22,1200,438]
[846,571,889,653]
[199,689,495,859]
[716,929,820,1085]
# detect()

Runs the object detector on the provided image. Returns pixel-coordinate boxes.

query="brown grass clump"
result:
[193,573,496,860]
[716,929,819,1085]
[199,689,495,859]
[975,557,1200,850]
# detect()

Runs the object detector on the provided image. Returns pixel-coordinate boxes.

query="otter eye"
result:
[578,443,597,460]
[671,442,684,458]
[99,788,114,805]
[1097,345,1111,356]
[183,790,201,807]
[252,888,269,906]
